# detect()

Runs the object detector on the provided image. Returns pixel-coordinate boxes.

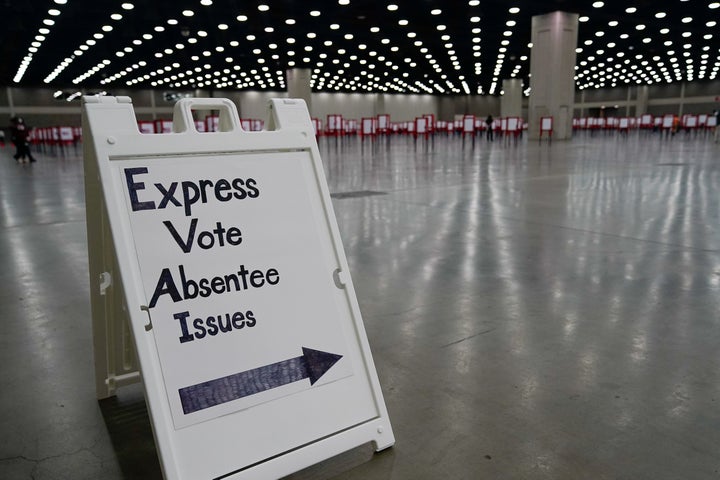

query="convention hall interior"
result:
[1,0,720,479]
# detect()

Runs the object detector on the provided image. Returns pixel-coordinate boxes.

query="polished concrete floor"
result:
[1,131,719,479]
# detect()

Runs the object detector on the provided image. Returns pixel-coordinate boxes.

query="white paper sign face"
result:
[116,151,354,429]
[541,117,552,131]
[416,118,427,133]
[663,115,674,128]
[60,127,73,141]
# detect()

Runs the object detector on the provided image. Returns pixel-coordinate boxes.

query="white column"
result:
[286,68,312,114]
[528,11,579,140]
[501,79,523,118]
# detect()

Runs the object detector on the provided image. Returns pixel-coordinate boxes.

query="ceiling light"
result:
[183,10,194,16]
[258,4,269,11]
[121,3,134,9]
[387,4,398,11]
[310,10,320,16]
[237,15,247,21]
[579,16,589,22]
[592,1,604,7]
[626,7,637,13]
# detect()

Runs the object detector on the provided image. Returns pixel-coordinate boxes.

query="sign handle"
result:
[172,98,242,133]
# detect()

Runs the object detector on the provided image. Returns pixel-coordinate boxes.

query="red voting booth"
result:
[540,116,553,141]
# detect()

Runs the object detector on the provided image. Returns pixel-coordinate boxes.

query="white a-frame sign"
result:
[82,96,394,479]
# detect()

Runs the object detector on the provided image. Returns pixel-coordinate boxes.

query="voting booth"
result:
[82,96,394,479]
[540,116,553,141]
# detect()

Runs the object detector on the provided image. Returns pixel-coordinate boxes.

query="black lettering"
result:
[199,278,211,297]
[149,268,181,308]
[226,227,242,246]
[245,310,256,327]
[224,274,240,291]
[266,268,280,285]
[193,317,207,339]
[232,178,247,199]
[218,313,233,333]
[181,181,200,216]
[125,167,156,211]
[173,311,194,343]
[155,182,182,209]
[211,276,225,294]
[179,265,198,299]
[215,179,232,201]
[199,179,214,203]
[163,218,198,253]
[246,178,260,198]
[212,222,227,247]
[250,269,265,288]
[237,264,250,289]
[206,316,219,336]
[197,231,215,249]
[231,311,245,329]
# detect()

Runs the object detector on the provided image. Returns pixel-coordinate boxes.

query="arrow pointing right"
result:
[179,347,343,415]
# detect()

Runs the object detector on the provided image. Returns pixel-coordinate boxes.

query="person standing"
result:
[9,116,36,163]
[714,109,720,143]
[485,115,494,141]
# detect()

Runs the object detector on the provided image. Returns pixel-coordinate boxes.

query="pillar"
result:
[6,87,15,117]
[501,79,523,118]
[375,93,386,116]
[528,11,578,140]
[636,86,649,116]
[286,68,312,114]
[678,82,685,116]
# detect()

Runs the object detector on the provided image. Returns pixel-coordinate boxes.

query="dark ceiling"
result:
[2,0,718,95]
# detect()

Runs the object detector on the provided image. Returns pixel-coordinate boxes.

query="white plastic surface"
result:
[82,96,394,480]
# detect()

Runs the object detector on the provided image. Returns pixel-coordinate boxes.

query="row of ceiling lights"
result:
[11,1,720,94]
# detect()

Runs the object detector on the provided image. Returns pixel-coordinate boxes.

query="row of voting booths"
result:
[573,113,718,133]
[314,113,527,137]
[22,112,717,152]
[138,116,266,134]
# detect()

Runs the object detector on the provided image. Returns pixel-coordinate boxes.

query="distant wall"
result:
[573,80,720,117]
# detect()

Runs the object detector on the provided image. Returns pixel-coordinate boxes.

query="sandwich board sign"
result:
[82,96,394,479]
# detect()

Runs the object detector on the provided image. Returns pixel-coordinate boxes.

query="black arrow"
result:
[178,347,343,414]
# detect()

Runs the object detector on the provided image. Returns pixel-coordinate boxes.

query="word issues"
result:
[124,166,280,345]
